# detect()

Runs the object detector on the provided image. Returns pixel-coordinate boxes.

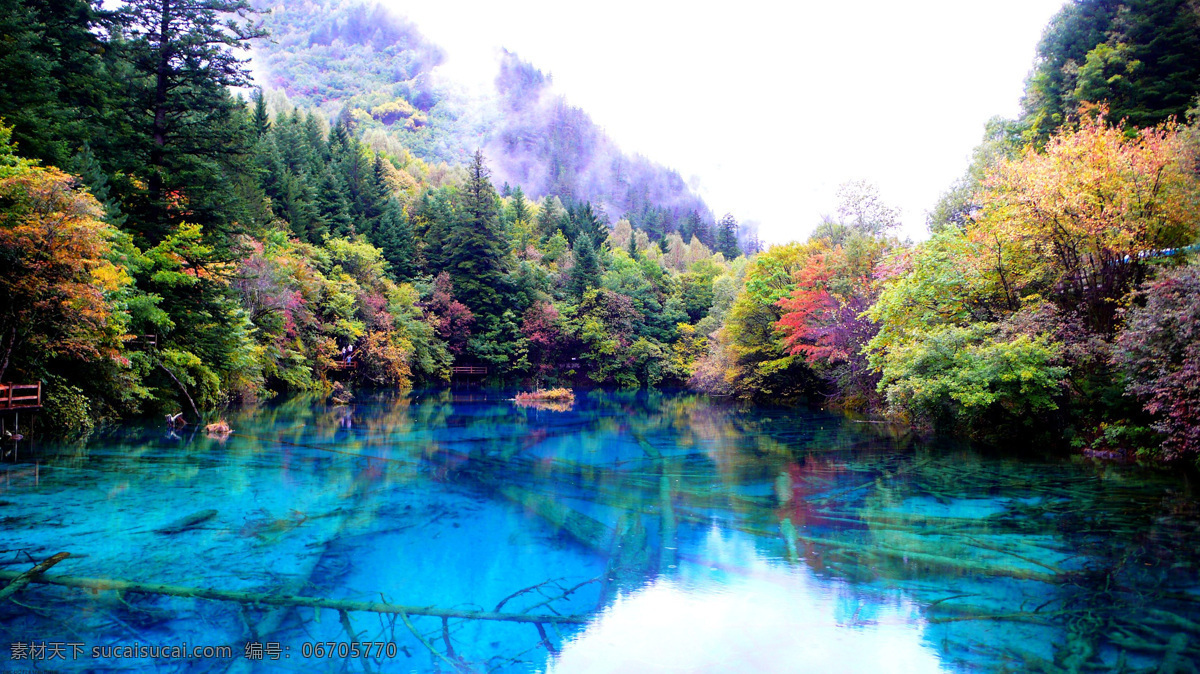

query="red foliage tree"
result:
[1114,263,1200,460]
[521,301,566,377]
[426,272,473,356]
[774,248,883,408]
[775,254,837,361]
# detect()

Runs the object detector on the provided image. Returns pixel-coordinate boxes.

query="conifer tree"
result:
[255,135,287,206]
[569,232,602,299]
[301,112,327,169]
[372,198,416,279]
[251,89,271,137]
[716,213,741,259]
[0,0,114,167]
[118,0,266,232]
[574,201,607,247]
[511,185,529,225]
[443,150,510,318]
[71,144,126,226]
[535,195,564,241]
[412,188,454,273]
[280,172,322,242]
[316,167,353,237]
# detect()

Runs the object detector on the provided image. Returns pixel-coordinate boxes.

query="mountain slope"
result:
[250,0,714,234]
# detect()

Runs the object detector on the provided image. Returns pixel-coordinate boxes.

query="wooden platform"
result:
[0,383,41,412]
[450,366,488,376]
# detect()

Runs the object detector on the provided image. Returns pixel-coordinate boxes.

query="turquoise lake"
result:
[2,389,1199,672]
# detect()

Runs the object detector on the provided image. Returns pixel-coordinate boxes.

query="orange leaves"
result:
[975,106,1200,333]
[981,106,1198,259]
[775,253,837,362]
[0,161,127,373]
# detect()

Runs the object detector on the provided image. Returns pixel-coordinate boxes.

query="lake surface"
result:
[2,389,1199,673]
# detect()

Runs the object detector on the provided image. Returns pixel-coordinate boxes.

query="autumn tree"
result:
[1114,262,1200,461]
[0,127,128,383]
[974,108,1200,335]
[426,272,474,356]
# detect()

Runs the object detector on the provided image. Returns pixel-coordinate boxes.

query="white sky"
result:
[387,0,1067,243]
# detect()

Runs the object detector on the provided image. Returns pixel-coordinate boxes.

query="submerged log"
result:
[0,569,588,625]
[497,485,614,550]
[792,531,1063,583]
[0,552,70,601]
[153,509,217,535]
[751,521,1065,583]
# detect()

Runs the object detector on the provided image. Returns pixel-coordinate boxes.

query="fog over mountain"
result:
[250,0,718,235]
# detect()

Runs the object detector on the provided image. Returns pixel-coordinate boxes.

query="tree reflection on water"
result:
[0,389,1198,672]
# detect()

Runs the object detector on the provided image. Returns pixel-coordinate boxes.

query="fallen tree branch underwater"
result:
[0,552,70,601]
[0,566,589,625]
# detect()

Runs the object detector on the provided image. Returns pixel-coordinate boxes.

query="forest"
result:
[1,0,1199,466]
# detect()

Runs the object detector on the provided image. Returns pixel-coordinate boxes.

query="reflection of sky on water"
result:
[553,524,945,674]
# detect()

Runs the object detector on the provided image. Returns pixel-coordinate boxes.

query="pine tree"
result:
[511,185,529,225]
[716,213,741,259]
[302,112,328,171]
[281,171,322,242]
[275,112,308,175]
[0,0,114,167]
[574,201,607,247]
[255,135,287,206]
[316,167,353,237]
[118,0,266,229]
[412,188,454,274]
[251,89,271,137]
[535,195,564,241]
[372,198,417,279]
[71,143,126,226]
[444,150,510,318]
[328,120,351,157]
[569,233,602,299]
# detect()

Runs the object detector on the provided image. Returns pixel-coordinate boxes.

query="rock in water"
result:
[154,509,218,535]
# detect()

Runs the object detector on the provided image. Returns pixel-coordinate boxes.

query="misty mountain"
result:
[489,52,713,233]
[250,0,714,235]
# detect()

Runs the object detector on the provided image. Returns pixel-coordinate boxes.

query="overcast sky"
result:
[387,0,1067,243]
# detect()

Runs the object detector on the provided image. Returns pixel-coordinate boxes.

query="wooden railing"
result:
[0,383,42,410]
[129,334,158,349]
[450,366,488,375]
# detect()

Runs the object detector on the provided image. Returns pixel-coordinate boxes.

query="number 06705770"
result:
[301,642,398,658]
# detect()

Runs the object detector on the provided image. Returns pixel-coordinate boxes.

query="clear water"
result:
[3,389,1199,673]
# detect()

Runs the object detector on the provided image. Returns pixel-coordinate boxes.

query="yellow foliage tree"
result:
[0,126,128,381]
[975,107,1200,334]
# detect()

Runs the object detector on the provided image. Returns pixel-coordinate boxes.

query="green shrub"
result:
[43,378,94,440]
[878,323,1067,438]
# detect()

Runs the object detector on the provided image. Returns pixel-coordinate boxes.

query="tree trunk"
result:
[157,361,201,421]
[0,326,15,383]
[149,0,173,203]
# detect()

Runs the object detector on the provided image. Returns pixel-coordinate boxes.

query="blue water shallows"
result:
[1,389,1198,672]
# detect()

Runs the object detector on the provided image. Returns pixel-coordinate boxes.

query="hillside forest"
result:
[2,0,1200,464]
